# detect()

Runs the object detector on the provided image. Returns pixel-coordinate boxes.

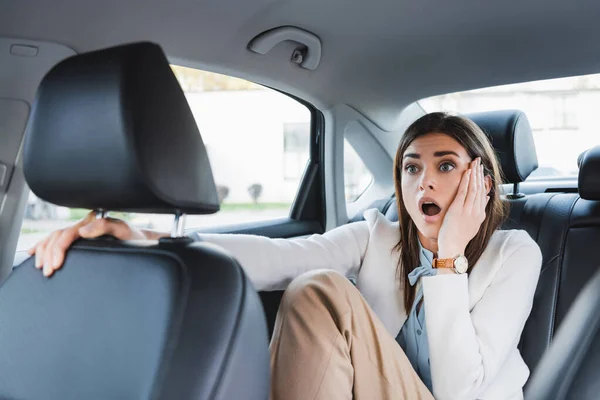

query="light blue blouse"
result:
[396,244,437,392]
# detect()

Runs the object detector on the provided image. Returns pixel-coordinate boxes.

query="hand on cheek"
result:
[437,157,490,259]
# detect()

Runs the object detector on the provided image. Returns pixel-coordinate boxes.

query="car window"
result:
[344,139,373,202]
[419,73,600,180]
[18,65,311,251]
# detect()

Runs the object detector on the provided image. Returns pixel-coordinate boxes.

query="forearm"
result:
[138,221,369,291]
[197,227,367,291]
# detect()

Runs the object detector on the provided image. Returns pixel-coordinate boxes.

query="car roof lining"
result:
[2,0,600,131]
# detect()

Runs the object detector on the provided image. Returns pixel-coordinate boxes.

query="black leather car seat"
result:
[0,42,269,400]
[525,145,600,400]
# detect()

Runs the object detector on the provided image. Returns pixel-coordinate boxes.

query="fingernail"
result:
[43,266,50,277]
[53,253,61,268]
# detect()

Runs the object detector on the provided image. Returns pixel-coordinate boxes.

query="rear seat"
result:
[525,146,600,399]
[352,110,598,375]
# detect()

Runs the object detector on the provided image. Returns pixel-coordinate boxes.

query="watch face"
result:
[454,255,469,273]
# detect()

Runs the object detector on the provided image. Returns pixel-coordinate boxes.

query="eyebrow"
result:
[403,153,420,159]
[433,150,460,157]
[403,150,460,160]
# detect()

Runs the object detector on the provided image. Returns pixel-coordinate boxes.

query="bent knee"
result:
[283,270,355,308]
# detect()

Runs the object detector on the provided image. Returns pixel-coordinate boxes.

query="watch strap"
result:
[433,257,454,269]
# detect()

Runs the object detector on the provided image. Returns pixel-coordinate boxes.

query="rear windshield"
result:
[419,73,600,180]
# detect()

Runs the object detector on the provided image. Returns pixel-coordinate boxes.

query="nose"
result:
[419,169,436,191]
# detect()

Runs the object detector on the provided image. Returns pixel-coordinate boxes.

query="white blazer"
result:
[199,209,543,400]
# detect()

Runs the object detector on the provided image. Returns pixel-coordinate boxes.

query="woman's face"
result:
[401,132,485,246]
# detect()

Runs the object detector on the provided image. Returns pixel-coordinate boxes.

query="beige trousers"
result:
[269,270,435,400]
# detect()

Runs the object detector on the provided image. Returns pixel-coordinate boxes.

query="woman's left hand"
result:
[437,157,489,259]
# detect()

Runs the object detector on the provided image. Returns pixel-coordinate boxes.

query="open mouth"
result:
[420,198,441,216]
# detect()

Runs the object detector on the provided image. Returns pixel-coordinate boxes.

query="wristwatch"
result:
[433,254,469,274]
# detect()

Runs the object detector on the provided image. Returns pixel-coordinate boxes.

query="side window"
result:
[344,139,373,202]
[18,66,311,251]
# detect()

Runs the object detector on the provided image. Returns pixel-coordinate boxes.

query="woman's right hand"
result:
[27,211,151,277]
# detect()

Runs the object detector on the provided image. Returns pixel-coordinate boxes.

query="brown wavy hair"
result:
[393,112,508,314]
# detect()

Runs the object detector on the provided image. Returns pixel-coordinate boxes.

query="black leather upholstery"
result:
[517,150,600,393]
[23,42,219,214]
[0,241,269,400]
[555,199,600,324]
[467,110,539,183]
[578,145,600,200]
[522,152,600,398]
[517,193,578,371]
[525,267,600,400]
[577,148,588,168]
[1,42,270,400]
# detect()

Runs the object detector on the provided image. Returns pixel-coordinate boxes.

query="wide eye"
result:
[405,164,419,174]
[439,162,455,172]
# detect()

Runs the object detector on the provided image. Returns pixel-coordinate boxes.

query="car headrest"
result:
[467,110,538,183]
[578,146,600,200]
[577,149,588,169]
[23,42,219,214]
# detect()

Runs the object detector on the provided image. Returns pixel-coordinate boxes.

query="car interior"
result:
[1,1,600,399]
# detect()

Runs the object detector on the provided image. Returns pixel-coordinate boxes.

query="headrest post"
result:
[95,209,108,219]
[171,212,187,238]
[506,183,525,199]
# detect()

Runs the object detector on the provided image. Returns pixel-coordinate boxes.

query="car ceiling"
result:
[1,0,600,130]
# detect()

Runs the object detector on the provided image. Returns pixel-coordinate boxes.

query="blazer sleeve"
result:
[194,220,371,291]
[422,230,543,400]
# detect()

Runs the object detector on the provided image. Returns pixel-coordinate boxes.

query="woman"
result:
[29,112,542,400]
